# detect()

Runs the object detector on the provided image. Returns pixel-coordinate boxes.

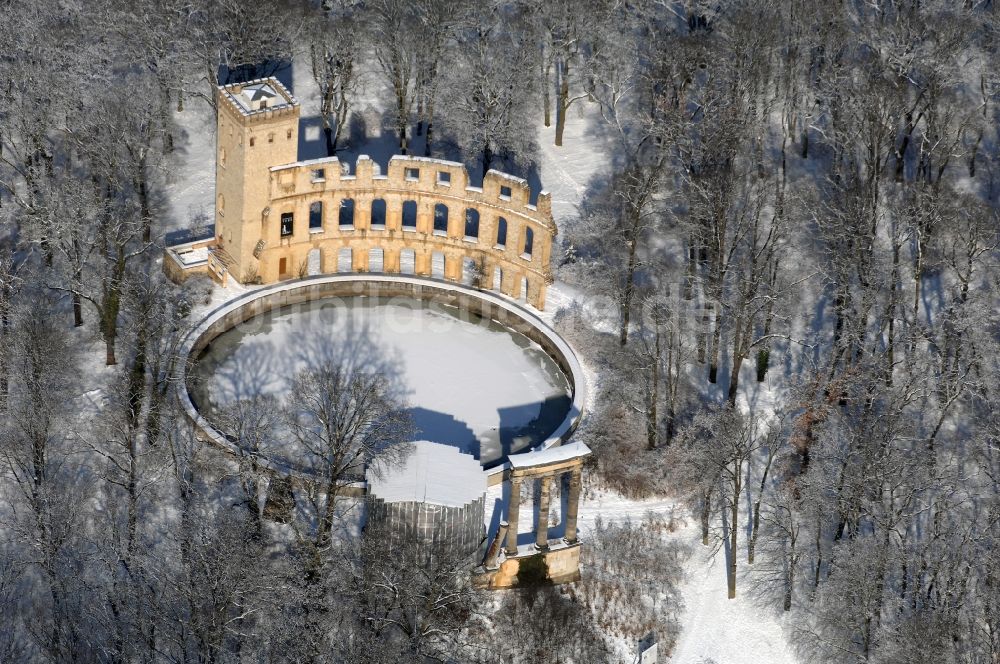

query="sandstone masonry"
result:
[166,78,557,310]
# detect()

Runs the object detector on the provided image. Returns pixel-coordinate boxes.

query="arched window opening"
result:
[339,198,355,228]
[249,137,256,147]
[433,204,448,236]
[368,248,384,272]
[461,257,478,286]
[400,249,416,275]
[464,208,479,241]
[496,217,507,248]
[402,200,417,230]
[309,201,323,230]
[307,248,322,275]
[523,227,534,258]
[337,248,353,272]
[370,199,387,229]
[431,251,446,279]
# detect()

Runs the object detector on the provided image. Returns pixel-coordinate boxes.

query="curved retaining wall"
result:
[175,275,586,487]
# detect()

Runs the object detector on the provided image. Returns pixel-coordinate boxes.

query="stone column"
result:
[352,246,369,272]
[532,279,547,310]
[354,195,372,231]
[444,253,462,282]
[484,522,508,569]
[415,250,431,277]
[383,247,400,274]
[505,477,521,556]
[386,195,402,231]
[449,206,463,240]
[500,269,517,299]
[416,200,433,234]
[535,475,552,550]
[564,466,582,544]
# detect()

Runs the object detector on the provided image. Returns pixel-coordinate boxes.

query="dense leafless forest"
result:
[1,0,1000,662]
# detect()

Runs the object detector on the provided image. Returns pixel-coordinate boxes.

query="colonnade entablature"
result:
[476,441,590,588]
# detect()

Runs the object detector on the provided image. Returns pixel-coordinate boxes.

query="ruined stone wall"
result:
[188,78,558,309]
[256,155,556,309]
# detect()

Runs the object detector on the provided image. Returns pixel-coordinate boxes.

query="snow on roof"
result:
[485,169,528,186]
[389,155,465,169]
[507,441,591,470]
[243,82,277,102]
[221,78,298,115]
[367,441,486,508]
[173,246,209,266]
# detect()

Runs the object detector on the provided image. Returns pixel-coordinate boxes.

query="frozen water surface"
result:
[189,296,572,467]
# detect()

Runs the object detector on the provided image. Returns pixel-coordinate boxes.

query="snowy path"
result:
[577,491,795,664]
[671,543,796,664]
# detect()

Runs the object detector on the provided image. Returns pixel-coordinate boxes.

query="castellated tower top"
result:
[218,77,299,119]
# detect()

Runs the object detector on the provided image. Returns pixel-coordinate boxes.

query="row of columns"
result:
[504,465,582,556]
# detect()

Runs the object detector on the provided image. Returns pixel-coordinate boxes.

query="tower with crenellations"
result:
[214,79,300,282]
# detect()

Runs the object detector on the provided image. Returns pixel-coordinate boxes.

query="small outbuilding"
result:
[365,441,487,557]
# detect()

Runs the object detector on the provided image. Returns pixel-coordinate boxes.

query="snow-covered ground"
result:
[157,56,799,664]
[535,106,798,664]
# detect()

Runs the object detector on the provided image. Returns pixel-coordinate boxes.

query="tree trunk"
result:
[647,330,660,450]
[482,145,493,179]
[137,161,152,243]
[542,55,552,128]
[415,91,424,136]
[555,59,569,146]
[619,234,638,346]
[424,97,436,157]
[0,311,7,401]
[748,444,777,566]
[886,239,900,386]
[324,125,336,157]
[813,514,823,589]
[709,305,722,383]
[106,336,117,366]
[728,492,739,599]
[701,487,713,545]
[397,85,409,155]
[72,291,83,327]
[783,543,794,611]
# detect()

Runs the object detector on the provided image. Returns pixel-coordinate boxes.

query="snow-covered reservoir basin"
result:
[189,295,572,467]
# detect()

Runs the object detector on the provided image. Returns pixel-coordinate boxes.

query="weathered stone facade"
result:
[174,77,557,309]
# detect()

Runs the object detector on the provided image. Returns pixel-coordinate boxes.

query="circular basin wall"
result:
[190,295,571,466]
[178,275,585,478]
